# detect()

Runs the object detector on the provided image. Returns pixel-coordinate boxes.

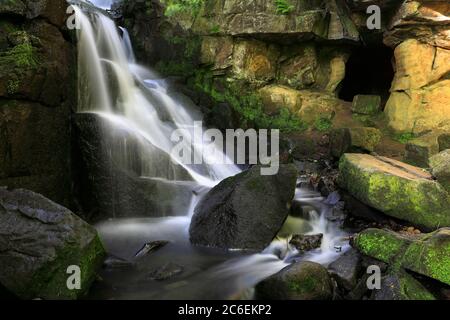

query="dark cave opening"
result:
[339,45,395,107]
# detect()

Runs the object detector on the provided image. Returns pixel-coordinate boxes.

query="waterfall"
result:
[72,1,240,199]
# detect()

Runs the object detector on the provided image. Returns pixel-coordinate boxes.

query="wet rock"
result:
[134,241,170,259]
[289,234,323,253]
[430,149,450,193]
[255,261,333,300]
[0,188,106,300]
[103,255,136,270]
[354,228,450,286]
[190,165,297,251]
[351,95,382,115]
[328,249,362,292]
[338,154,450,230]
[147,262,184,281]
[372,271,436,300]
[73,113,194,221]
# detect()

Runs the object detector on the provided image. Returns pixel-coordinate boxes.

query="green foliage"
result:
[210,25,221,34]
[0,43,38,68]
[162,0,204,17]
[190,69,307,133]
[393,132,416,144]
[314,117,333,132]
[275,0,294,15]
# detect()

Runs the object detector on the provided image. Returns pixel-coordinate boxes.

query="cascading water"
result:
[73,0,349,300]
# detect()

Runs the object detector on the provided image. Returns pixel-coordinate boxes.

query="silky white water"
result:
[73,0,349,299]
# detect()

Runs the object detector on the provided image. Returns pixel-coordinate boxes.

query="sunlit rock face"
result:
[384,1,450,133]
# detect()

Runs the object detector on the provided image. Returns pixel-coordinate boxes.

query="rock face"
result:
[384,39,450,133]
[354,228,450,286]
[430,150,450,193]
[339,154,450,230]
[0,0,75,206]
[73,113,194,221]
[255,261,334,300]
[189,165,297,250]
[330,127,382,158]
[0,188,106,300]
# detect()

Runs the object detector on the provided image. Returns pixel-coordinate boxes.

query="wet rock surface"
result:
[0,188,106,300]
[190,165,297,250]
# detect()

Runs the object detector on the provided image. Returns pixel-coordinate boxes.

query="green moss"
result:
[314,117,333,132]
[6,79,20,95]
[393,132,416,144]
[355,228,450,286]
[338,154,450,230]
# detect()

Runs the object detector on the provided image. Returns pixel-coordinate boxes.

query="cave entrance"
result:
[339,45,395,107]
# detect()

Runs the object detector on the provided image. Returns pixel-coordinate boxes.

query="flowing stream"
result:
[73,0,349,300]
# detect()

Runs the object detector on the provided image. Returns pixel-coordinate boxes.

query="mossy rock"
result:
[354,228,450,286]
[338,154,450,230]
[0,188,106,300]
[255,261,333,300]
[438,133,450,152]
[351,95,382,115]
[372,270,436,300]
[404,132,440,168]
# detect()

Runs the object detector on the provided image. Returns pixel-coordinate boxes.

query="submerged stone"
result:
[338,153,450,230]
[0,188,106,300]
[354,228,450,286]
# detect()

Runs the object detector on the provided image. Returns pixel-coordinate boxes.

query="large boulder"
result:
[338,154,450,230]
[189,165,297,250]
[255,261,334,300]
[354,228,450,286]
[384,39,450,133]
[0,188,106,300]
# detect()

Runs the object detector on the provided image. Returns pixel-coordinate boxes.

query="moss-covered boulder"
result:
[0,188,106,300]
[372,271,436,300]
[339,154,450,230]
[255,261,334,300]
[354,228,450,286]
[351,95,382,115]
[189,165,297,250]
[430,149,450,193]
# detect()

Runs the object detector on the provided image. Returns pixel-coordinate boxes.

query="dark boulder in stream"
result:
[0,187,106,300]
[189,165,297,251]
